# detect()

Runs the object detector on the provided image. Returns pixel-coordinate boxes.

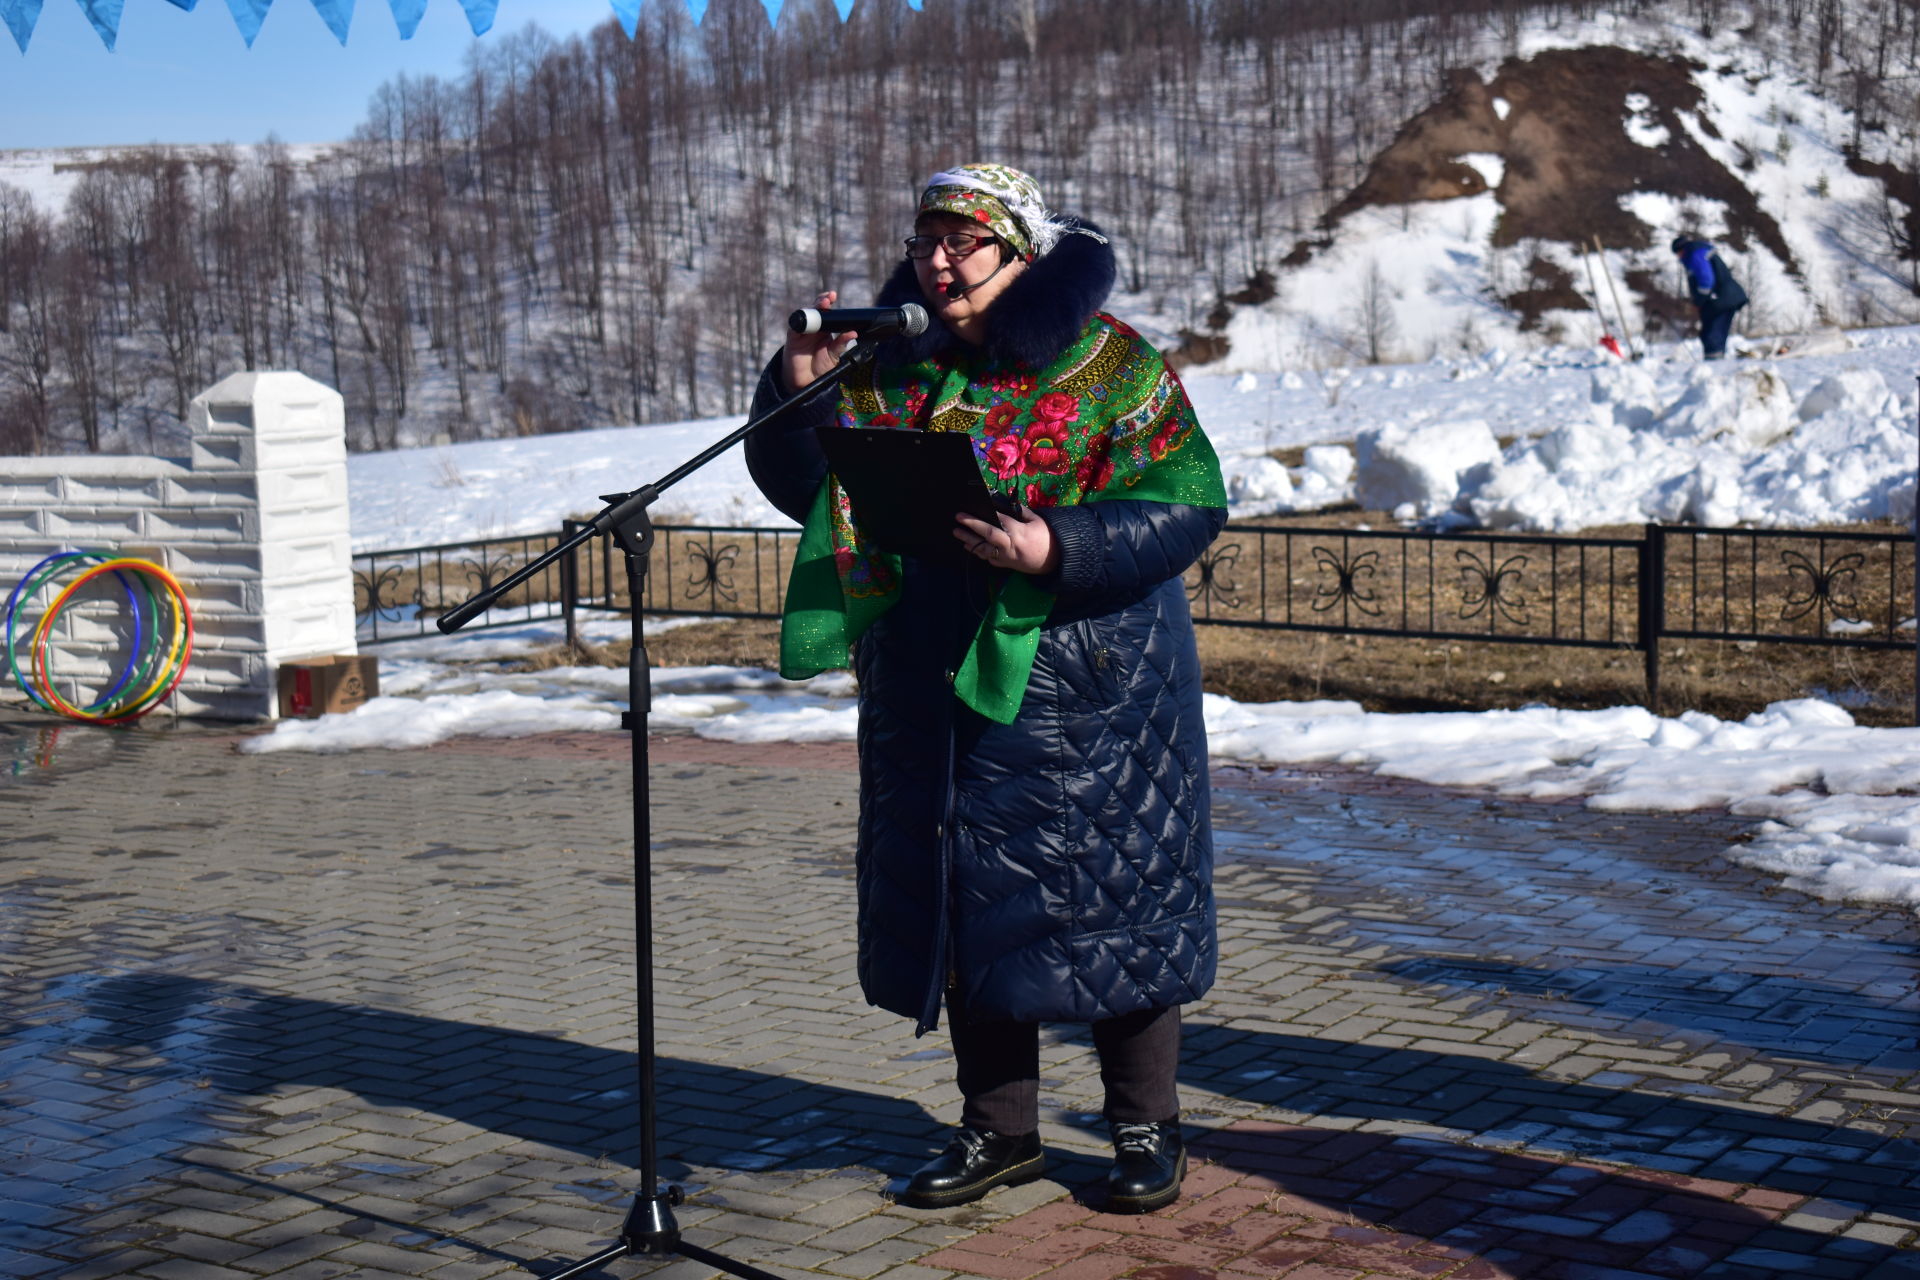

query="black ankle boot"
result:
[1106,1120,1184,1213]
[896,1126,1045,1209]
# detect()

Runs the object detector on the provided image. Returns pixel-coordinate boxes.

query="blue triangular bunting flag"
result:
[0,0,44,53]
[309,0,351,42]
[454,0,495,35]
[223,0,271,44]
[76,0,127,49]
[384,0,424,37]
[0,0,659,52]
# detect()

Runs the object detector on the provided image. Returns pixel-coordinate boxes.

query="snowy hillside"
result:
[1206,12,1920,371]
[0,143,337,213]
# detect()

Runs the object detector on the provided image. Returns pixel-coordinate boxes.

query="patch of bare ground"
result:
[1843,150,1920,290]
[1197,623,1911,725]
[509,617,785,674]
[1279,46,1799,333]
[509,512,1915,728]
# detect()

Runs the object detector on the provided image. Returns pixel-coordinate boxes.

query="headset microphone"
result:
[942,255,1013,301]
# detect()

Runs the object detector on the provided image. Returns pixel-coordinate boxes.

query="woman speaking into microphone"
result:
[745,163,1225,1214]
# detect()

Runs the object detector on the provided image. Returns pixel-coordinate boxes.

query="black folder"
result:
[815,426,1018,564]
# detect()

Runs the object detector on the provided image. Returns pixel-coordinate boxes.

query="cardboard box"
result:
[276,654,378,719]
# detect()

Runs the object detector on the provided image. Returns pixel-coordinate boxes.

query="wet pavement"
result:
[1,706,1917,1279]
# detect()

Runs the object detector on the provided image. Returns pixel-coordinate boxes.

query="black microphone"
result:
[789,303,930,338]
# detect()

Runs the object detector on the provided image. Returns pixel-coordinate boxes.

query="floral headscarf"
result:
[917,163,1071,261]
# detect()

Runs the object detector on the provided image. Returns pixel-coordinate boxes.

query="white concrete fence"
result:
[0,371,355,720]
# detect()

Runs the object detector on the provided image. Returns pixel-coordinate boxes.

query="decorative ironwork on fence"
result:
[1653,525,1913,649]
[352,523,794,646]
[1185,526,1645,649]
[556,520,792,627]
[352,530,571,644]
[355,520,1917,716]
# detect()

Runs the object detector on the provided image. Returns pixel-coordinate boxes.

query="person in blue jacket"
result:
[1670,236,1748,359]
[745,164,1226,1214]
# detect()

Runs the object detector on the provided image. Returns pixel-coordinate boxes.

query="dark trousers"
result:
[1699,307,1737,358]
[949,1003,1182,1136]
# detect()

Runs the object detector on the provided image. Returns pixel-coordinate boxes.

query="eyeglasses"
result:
[904,232,998,260]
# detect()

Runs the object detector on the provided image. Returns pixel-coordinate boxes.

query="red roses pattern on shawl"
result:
[836,314,1189,515]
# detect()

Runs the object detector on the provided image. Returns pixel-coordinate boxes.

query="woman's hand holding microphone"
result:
[784,290,855,392]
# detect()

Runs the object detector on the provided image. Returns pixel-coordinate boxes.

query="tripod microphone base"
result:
[617,1187,684,1254]
[539,1188,794,1280]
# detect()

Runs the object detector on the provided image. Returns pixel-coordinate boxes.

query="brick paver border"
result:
[915,1118,1890,1279]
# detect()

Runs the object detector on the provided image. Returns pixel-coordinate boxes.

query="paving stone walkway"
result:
[2,707,1917,1280]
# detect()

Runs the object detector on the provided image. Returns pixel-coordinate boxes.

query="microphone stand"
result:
[435,341,878,1280]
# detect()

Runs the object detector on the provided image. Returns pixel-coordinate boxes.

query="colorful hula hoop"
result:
[5,551,194,724]
[5,551,144,712]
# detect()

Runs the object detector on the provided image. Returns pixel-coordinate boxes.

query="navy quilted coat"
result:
[746,227,1224,1033]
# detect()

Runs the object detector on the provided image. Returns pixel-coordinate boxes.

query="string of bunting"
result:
[4,550,195,724]
[0,0,638,53]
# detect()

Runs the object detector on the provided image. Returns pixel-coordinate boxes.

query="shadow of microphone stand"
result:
[434,305,925,1279]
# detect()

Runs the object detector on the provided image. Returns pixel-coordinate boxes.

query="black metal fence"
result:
[352,530,574,645]
[556,519,793,621]
[354,520,1917,716]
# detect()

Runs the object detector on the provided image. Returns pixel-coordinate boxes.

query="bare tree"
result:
[145,154,207,422]
[54,240,107,450]
[1352,257,1399,364]
[0,183,35,331]
[0,204,54,452]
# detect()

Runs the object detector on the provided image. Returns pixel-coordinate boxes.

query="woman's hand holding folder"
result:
[953,505,1058,575]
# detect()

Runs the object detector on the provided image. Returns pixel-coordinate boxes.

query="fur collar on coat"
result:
[871,217,1116,371]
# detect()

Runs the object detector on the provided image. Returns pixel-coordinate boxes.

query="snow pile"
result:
[1797,367,1905,423]
[1654,365,1796,449]
[1220,442,1364,515]
[1295,445,1356,509]
[1221,443,1360,517]
[1355,418,1502,519]
[241,654,857,755]
[1225,456,1294,507]
[1465,363,1917,531]
[242,690,620,753]
[1205,693,1920,910]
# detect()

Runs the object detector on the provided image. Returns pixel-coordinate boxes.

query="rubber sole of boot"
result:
[894,1151,1046,1209]
[1105,1147,1186,1215]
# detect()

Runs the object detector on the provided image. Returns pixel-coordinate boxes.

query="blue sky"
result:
[0,0,724,150]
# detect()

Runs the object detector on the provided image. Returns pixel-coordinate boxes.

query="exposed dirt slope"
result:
[1292,46,1799,326]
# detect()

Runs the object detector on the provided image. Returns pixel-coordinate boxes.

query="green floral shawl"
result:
[779,313,1227,724]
